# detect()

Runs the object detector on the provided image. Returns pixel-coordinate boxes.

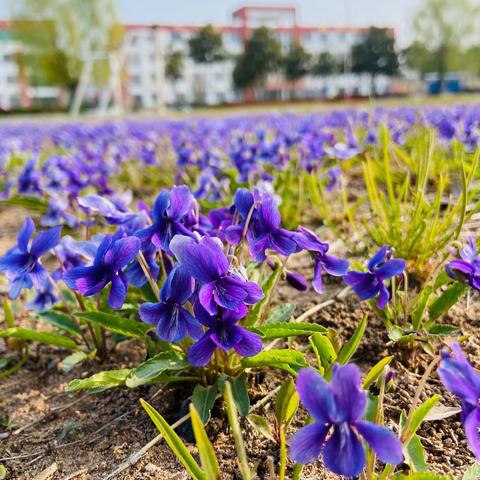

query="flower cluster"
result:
[0,182,410,373]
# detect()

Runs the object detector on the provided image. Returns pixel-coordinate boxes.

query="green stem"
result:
[0,345,28,380]
[292,463,303,480]
[279,425,287,480]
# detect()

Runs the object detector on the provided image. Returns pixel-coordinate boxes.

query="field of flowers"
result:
[1,104,480,479]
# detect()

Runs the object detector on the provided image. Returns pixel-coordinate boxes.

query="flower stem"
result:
[137,251,161,300]
[402,355,439,443]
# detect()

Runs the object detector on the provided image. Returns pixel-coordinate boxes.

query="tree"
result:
[311,52,339,98]
[312,52,338,77]
[165,51,183,82]
[165,50,183,104]
[412,0,476,92]
[282,42,311,81]
[351,27,399,96]
[188,24,223,104]
[233,27,281,96]
[462,45,480,76]
[9,0,122,100]
[402,41,437,78]
[188,24,223,63]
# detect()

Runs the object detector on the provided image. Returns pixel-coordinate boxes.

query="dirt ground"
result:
[0,208,478,479]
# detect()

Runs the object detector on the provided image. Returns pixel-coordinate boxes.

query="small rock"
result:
[144,463,159,473]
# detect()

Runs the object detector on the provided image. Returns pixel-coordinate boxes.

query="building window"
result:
[130,34,139,45]
[130,74,142,85]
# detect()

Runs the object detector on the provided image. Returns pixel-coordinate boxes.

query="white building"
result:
[0,5,397,110]
[123,5,396,108]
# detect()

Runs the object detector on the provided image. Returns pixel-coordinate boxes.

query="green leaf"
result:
[191,383,218,425]
[229,373,250,417]
[125,352,189,388]
[336,316,367,365]
[428,283,467,322]
[140,399,205,480]
[253,322,326,340]
[363,356,393,389]
[0,327,78,350]
[275,378,299,428]
[245,263,282,326]
[412,286,433,330]
[0,464,5,480]
[309,333,337,377]
[224,382,251,480]
[246,414,275,441]
[433,271,452,290]
[387,325,418,344]
[61,351,91,373]
[0,195,48,212]
[66,369,132,392]
[0,355,16,370]
[241,349,307,375]
[426,324,460,336]
[76,311,149,339]
[265,303,296,324]
[365,393,379,423]
[406,395,441,437]
[406,434,428,472]
[38,311,81,336]
[189,404,220,480]
[463,463,480,480]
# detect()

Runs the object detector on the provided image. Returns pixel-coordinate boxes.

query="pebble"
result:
[144,463,160,473]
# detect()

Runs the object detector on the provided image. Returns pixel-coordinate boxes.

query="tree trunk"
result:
[370,73,376,98]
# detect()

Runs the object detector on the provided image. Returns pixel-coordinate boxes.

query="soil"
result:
[0,210,479,480]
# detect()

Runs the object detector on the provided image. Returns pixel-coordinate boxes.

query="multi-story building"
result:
[0,5,396,110]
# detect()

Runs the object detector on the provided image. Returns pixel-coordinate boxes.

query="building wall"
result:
[0,30,24,110]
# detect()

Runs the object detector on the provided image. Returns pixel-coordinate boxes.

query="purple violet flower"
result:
[26,278,58,311]
[188,303,263,366]
[136,186,196,252]
[0,217,62,299]
[438,343,480,460]
[139,266,202,342]
[295,227,349,293]
[344,245,406,308]
[249,195,298,262]
[170,235,263,315]
[63,233,140,309]
[224,188,255,245]
[290,366,403,476]
[446,237,480,291]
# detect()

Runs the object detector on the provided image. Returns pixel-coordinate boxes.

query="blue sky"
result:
[0,0,449,46]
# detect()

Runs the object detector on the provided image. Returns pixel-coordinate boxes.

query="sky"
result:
[0,0,456,47]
